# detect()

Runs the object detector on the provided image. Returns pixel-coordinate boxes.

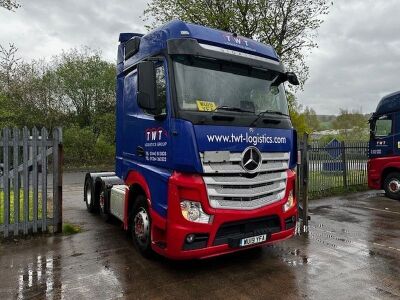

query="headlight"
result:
[283,190,295,212]
[180,200,211,224]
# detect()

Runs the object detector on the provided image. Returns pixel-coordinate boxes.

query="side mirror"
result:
[370,130,375,140]
[286,72,299,86]
[137,61,158,112]
[271,72,300,87]
[369,118,376,139]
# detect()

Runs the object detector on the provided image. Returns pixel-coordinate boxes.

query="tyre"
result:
[129,195,154,258]
[383,172,400,200]
[84,179,96,213]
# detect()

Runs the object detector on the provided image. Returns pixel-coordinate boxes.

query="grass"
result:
[306,170,369,200]
[0,189,52,225]
[62,223,81,235]
[64,163,114,172]
[308,184,369,200]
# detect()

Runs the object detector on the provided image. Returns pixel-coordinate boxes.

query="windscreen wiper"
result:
[214,105,254,113]
[250,110,288,127]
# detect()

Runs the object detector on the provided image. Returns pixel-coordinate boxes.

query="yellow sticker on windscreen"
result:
[196,100,217,111]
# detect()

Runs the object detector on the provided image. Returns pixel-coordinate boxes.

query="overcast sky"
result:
[1,0,399,115]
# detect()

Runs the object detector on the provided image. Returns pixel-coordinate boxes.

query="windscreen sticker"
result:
[196,100,217,111]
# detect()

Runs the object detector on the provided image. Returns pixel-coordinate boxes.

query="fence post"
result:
[32,127,38,233]
[52,128,63,233]
[301,133,309,233]
[22,127,29,235]
[3,128,10,238]
[41,128,48,232]
[13,128,20,236]
[341,141,348,188]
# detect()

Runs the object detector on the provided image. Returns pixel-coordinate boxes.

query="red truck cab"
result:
[368,91,400,200]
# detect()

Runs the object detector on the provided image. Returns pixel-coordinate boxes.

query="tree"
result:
[287,93,320,135]
[332,108,369,140]
[0,0,20,10]
[143,0,331,85]
[55,48,116,128]
[332,109,368,130]
[0,43,20,93]
[303,106,320,132]
[287,92,307,135]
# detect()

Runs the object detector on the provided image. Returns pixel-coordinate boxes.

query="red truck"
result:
[368,91,400,200]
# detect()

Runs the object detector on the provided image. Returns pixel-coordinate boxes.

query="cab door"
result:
[370,114,394,158]
[122,59,171,169]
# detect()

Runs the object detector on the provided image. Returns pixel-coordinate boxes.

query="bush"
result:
[94,134,115,164]
[63,125,115,167]
[63,126,97,166]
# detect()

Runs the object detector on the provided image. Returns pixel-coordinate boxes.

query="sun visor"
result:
[167,38,284,73]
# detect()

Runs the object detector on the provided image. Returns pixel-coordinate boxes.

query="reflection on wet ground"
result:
[0,173,399,299]
[15,254,62,299]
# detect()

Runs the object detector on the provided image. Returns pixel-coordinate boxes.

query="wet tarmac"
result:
[0,172,399,299]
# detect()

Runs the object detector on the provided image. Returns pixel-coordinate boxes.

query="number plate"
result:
[240,234,267,247]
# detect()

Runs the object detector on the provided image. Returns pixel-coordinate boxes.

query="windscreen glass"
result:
[173,56,289,115]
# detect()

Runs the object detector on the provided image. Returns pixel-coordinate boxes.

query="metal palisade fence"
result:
[0,127,63,238]
[298,135,369,199]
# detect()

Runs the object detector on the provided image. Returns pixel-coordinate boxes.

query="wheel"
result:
[85,179,96,213]
[383,172,400,200]
[129,195,153,258]
[99,187,111,222]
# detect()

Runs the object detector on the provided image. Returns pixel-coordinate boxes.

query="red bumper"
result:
[150,171,297,260]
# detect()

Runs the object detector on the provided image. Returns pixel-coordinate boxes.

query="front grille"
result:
[213,216,281,246]
[200,151,289,209]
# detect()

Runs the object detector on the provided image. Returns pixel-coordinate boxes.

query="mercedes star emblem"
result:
[241,146,262,173]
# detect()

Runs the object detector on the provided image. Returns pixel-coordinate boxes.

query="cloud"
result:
[0,0,149,61]
[1,0,399,115]
[296,0,400,114]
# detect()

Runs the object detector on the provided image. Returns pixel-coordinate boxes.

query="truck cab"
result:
[85,20,299,259]
[368,91,400,199]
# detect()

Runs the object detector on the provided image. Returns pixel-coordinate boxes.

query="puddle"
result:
[16,255,62,299]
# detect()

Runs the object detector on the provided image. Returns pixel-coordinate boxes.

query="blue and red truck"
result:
[84,20,299,259]
[368,91,400,200]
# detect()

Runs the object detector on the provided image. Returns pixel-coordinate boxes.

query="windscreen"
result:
[173,55,289,115]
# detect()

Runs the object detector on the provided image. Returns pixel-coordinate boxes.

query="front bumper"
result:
[367,159,381,189]
[150,171,297,260]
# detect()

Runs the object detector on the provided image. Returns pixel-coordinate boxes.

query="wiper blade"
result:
[250,110,288,127]
[258,109,288,116]
[214,105,254,113]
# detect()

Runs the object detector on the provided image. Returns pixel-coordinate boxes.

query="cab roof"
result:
[118,20,279,68]
[375,91,400,116]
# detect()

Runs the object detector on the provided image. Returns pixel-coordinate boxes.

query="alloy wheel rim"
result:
[388,179,400,193]
[134,208,150,247]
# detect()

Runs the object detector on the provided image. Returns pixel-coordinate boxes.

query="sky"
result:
[1,0,400,115]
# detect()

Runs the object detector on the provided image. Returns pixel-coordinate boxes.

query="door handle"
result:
[136,146,145,157]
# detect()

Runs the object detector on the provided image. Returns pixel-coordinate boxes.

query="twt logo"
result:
[224,34,249,46]
[145,127,168,141]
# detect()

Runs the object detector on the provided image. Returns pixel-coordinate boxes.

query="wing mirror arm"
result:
[271,72,300,87]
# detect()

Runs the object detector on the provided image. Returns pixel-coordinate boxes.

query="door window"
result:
[375,115,392,137]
